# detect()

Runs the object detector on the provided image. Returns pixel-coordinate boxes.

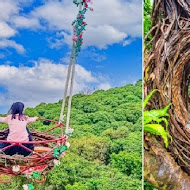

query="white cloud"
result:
[0,0,142,55]
[82,49,107,62]
[31,0,76,31]
[31,0,142,49]
[84,25,127,49]
[12,16,40,29]
[48,25,127,49]
[17,0,34,6]
[0,0,19,21]
[123,38,134,46]
[0,39,25,54]
[0,22,16,38]
[0,58,111,108]
[0,0,25,54]
[86,0,142,37]
[97,83,111,90]
[48,31,68,49]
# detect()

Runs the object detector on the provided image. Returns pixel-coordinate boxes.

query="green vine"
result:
[72,0,93,56]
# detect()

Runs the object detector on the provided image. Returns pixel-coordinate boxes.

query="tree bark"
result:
[144,136,190,190]
[144,0,190,175]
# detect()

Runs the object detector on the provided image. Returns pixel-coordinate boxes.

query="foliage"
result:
[111,151,142,179]
[144,181,158,190]
[143,89,159,109]
[144,0,152,48]
[144,89,172,147]
[0,80,142,190]
[48,153,142,190]
[69,135,109,163]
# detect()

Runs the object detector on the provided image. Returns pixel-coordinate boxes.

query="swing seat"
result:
[34,146,52,153]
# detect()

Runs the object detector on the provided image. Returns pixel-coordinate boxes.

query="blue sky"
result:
[0,0,142,113]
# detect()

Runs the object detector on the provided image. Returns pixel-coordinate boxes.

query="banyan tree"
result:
[144,0,190,189]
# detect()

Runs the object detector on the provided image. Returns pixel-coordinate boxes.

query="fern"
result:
[144,90,172,147]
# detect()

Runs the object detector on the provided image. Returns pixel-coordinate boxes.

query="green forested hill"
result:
[0,80,142,190]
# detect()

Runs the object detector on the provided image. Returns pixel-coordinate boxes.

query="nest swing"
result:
[0,118,67,183]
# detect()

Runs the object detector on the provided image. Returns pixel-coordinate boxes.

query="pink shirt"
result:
[0,114,38,142]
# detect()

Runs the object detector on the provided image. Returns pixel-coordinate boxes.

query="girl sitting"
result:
[0,102,38,156]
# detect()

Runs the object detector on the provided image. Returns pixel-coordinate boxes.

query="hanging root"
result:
[144,0,190,174]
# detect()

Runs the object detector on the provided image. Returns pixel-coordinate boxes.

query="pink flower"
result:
[72,35,78,41]
[82,21,86,25]
[84,3,88,7]
[81,41,83,45]
[73,27,76,32]
[78,33,83,38]
[61,152,66,157]
[86,0,92,3]
[89,7,93,11]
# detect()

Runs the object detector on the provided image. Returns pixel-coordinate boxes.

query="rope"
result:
[59,44,75,129]
[65,57,76,134]
[59,0,83,137]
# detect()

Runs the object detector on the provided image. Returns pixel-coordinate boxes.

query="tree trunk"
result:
[144,136,190,190]
[144,0,190,176]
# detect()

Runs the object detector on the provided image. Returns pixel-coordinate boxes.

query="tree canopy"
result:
[0,80,142,190]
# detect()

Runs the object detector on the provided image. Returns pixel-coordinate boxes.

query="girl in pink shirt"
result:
[0,102,38,156]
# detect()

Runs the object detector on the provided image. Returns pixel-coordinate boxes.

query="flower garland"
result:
[53,144,68,158]
[52,142,70,168]
[22,142,70,189]
[22,172,41,189]
[72,0,93,56]
[32,171,40,179]
[73,0,92,7]
[23,184,34,190]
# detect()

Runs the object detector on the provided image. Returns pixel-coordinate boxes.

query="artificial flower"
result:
[53,159,61,166]
[65,141,70,148]
[12,165,20,172]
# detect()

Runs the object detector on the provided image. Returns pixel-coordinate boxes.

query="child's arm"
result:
[0,116,8,123]
[27,116,39,123]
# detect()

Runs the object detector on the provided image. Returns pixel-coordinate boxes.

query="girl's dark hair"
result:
[9,102,25,120]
